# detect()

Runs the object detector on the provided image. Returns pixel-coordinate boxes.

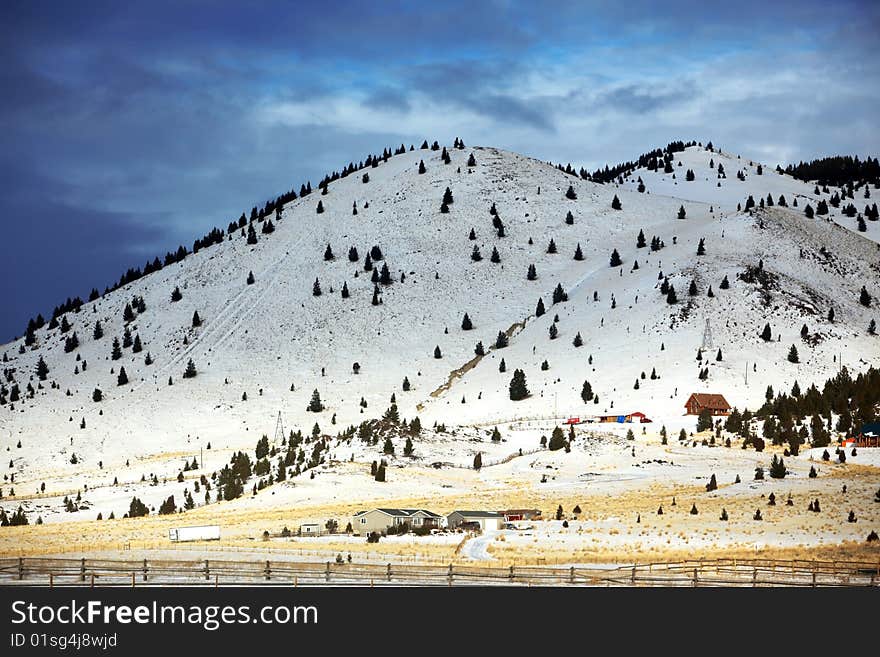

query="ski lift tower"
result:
[274,411,285,445]
[702,317,714,351]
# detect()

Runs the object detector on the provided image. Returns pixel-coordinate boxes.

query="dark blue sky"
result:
[1,0,878,342]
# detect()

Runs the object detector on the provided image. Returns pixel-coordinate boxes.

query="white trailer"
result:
[169,525,221,542]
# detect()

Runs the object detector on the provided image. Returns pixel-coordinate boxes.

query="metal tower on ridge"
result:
[274,411,285,444]
[702,318,714,350]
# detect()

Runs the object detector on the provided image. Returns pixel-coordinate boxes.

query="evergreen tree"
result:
[581,380,593,402]
[689,280,698,296]
[434,345,442,359]
[307,389,323,412]
[609,249,622,267]
[183,358,197,379]
[471,245,482,261]
[490,247,501,263]
[132,334,142,353]
[473,453,482,470]
[549,323,558,339]
[760,323,772,341]
[860,286,872,307]
[565,185,577,200]
[313,278,322,296]
[706,474,717,492]
[92,388,102,402]
[461,313,473,330]
[404,437,414,456]
[246,270,255,285]
[495,330,509,349]
[93,321,103,340]
[527,264,537,280]
[573,332,583,347]
[316,200,324,214]
[324,244,334,261]
[374,464,385,482]
[192,311,202,327]
[574,244,584,261]
[171,286,183,302]
[341,282,349,299]
[509,369,529,401]
[474,341,485,356]
[637,229,646,248]
[491,426,501,442]
[547,239,557,254]
[787,344,799,364]
[769,455,786,479]
[548,426,566,451]
[35,356,49,381]
[677,205,686,219]
[720,275,730,290]
[696,238,706,256]
[827,307,835,323]
[697,408,713,432]
[535,297,546,317]
[611,195,622,210]
[666,285,678,304]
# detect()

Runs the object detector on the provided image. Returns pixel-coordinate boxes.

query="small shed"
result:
[299,523,321,536]
[684,393,731,416]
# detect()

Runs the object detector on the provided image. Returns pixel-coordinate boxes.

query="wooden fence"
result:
[0,556,876,587]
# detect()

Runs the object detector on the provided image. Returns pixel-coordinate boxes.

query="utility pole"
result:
[745,362,748,386]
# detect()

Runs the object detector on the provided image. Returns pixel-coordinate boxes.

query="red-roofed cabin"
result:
[684,393,731,416]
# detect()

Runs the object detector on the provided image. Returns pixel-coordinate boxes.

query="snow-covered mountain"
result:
[2,141,878,484]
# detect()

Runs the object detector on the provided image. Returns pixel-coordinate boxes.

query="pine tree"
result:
[499,358,506,373]
[474,341,485,356]
[434,345,442,359]
[706,474,717,492]
[495,330,509,349]
[547,239,557,254]
[471,245,482,261]
[869,319,877,335]
[611,195,622,210]
[183,358,197,379]
[132,334,142,353]
[473,453,482,470]
[313,278,322,296]
[760,323,772,341]
[35,356,49,381]
[697,408,713,432]
[117,367,128,386]
[527,264,537,280]
[491,426,501,442]
[609,249,622,267]
[574,244,584,261]
[171,286,183,302]
[689,280,698,296]
[467,153,477,167]
[509,369,529,401]
[787,344,799,364]
[93,321,103,340]
[827,307,835,323]
[316,200,324,214]
[637,229,646,248]
[666,285,678,304]
[720,275,730,290]
[565,185,577,200]
[549,323,558,339]
[490,247,501,263]
[860,286,872,307]
[192,311,202,327]
[769,455,786,478]
[307,389,323,412]
[92,388,102,402]
[677,205,686,219]
[696,238,706,256]
[573,332,583,347]
[535,297,546,317]
[581,380,593,402]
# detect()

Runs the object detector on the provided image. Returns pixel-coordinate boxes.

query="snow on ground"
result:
[0,141,878,561]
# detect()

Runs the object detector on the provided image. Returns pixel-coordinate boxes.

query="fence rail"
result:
[0,556,876,587]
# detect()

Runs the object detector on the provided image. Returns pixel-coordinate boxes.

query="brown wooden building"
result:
[854,423,880,447]
[684,393,731,416]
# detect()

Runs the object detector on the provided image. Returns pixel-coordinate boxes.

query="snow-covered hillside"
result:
[1,142,878,488]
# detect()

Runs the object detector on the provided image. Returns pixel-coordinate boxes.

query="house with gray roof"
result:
[351,508,442,535]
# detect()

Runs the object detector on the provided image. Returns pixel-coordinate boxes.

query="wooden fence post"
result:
[752,568,758,587]
[692,568,698,587]
[204,560,210,581]
[130,572,135,588]
[509,565,515,581]
[386,563,392,582]
[142,558,148,582]
[80,558,86,582]
[18,557,23,581]
[570,566,575,584]
[631,567,636,584]
[448,563,454,586]
[265,560,271,581]
[325,561,331,583]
